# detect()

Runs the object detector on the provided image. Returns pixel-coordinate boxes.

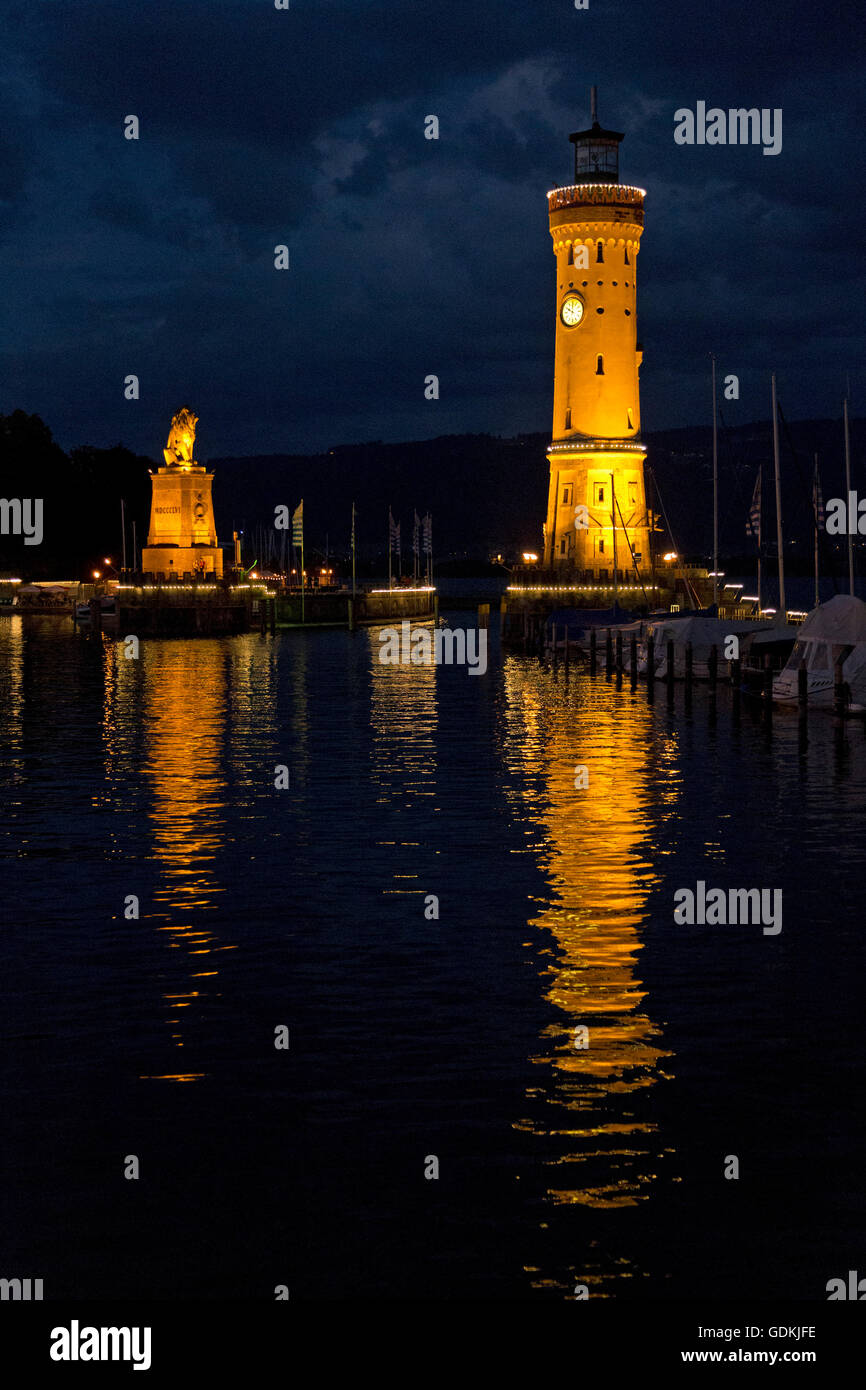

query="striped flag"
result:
[813,461,825,530]
[745,468,761,539]
[292,500,304,544]
[350,502,356,547]
[412,510,421,558]
[422,512,432,556]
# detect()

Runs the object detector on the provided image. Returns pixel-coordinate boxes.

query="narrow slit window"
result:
[567,245,573,266]
[596,355,604,375]
[565,408,572,429]
[627,409,634,429]
[624,246,630,265]
[562,484,572,505]
[596,241,604,263]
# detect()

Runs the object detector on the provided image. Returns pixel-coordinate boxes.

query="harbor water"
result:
[1,613,864,1300]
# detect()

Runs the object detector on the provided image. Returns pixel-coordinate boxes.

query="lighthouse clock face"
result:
[560,294,585,327]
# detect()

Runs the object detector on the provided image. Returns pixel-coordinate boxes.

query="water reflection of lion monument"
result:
[163,408,198,467]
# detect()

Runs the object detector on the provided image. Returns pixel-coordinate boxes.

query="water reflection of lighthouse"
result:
[500,661,677,1295]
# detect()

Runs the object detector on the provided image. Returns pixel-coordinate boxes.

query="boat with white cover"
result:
[773,594,866,713]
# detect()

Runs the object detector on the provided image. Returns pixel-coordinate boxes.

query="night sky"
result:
[2,0,864,461]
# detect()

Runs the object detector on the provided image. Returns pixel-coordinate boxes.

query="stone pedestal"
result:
[142,463,224,578]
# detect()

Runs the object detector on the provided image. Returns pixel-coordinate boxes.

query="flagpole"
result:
[717,350,722,606]
[843,394,854,596]
[351,502,356,598]
[388,508,392,591]
[610,472,618,606]
[771,373,786,619]
[293,500,305,623]
[813,454,820,609]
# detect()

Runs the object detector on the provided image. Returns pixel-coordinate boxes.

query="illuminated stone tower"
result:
[142,408,224,578]
[543,92,651,586]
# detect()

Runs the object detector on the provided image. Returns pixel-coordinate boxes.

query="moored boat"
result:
[637,613,769,679]
[773,594,866,713]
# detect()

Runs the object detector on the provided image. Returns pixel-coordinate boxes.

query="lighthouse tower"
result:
[543,91,651,588]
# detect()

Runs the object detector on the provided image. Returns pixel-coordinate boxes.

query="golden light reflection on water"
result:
[113,642,240,1078]
[501,658,678,1293]
[368,626,438,796]
[0,617,25,769]
[368,626,439,905]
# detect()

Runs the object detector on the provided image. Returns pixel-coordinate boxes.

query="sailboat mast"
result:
[843,394,854,596]
[711,354,718,609]
[771,373,786,619]
[757,462,762,614]
[814,453,820,609]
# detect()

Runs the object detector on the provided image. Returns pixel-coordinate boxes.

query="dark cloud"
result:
[0,0,864,458]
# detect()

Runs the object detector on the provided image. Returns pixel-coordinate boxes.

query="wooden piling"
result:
[589,628,597,673]
[708,644,718,687]
[615,629,623,673]
[798,659,808,710]
[684,641,693,685]
[666,638,674,683]
[646,634,655,683]
[605,627,614,674]
[834,657,847,716]
[763,653,773,705]
[630,631,638,684]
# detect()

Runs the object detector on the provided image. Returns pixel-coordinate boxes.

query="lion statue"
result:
[163,407,198,466]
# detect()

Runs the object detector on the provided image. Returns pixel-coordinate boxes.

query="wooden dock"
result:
[526,618,859,719]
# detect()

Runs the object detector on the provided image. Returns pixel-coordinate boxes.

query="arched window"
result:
[596,355,604,375]
[596,241,604,264]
